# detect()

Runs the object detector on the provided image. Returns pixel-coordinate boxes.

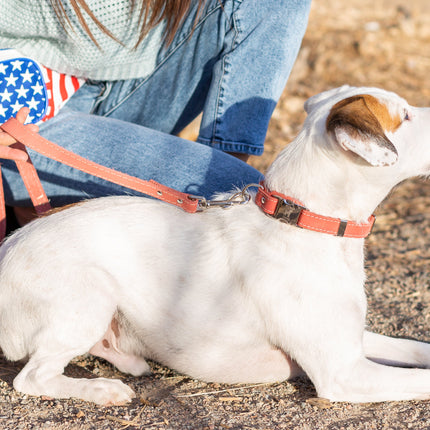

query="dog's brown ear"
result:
[326,95,399,166]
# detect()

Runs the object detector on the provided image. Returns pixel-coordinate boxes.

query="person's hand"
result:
[0,107,39,146]
[0,107,38,161]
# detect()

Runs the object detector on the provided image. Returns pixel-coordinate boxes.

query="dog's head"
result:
[303,86,430,175]
[265,86,430,219]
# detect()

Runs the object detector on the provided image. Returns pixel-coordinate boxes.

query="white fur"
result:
[1,86,430,405]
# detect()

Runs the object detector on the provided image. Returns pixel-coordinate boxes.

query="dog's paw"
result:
[83,378,135,405]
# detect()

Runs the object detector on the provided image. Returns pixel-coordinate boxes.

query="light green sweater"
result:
[0,0,166,80]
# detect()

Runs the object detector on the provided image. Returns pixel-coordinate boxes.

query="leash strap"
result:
[255,185,375,238]
[0,140,51,239]
[0,117,200,239]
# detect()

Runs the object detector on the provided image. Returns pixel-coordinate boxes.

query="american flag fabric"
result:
[0,49,85,125]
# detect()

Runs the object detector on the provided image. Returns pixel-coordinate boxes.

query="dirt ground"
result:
[2,0,430,428]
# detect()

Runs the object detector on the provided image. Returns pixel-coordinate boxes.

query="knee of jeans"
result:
[231,0,311,43]
[234,0,312,20]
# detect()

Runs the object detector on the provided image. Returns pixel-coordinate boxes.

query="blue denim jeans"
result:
[2,0,311,207]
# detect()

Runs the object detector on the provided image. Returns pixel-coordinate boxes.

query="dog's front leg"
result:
[299,331,430,402]
[280,292,430,402]
[363,330,430,368]
[316,357,430,403]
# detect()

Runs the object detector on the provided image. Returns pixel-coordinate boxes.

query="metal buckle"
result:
[273,197,304,225]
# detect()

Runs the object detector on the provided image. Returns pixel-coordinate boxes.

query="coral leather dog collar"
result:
[255,184,375,238]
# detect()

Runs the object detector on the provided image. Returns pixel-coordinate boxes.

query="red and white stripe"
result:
[40,66,85,122]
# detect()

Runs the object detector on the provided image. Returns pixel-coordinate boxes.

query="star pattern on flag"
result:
[0,58,48,124]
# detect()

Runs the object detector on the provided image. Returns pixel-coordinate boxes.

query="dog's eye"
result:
[403,110,411,121]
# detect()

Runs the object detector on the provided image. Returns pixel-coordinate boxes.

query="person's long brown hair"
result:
[49,0,204,48]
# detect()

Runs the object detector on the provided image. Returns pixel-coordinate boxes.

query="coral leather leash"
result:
[0,116,375,242]
[0,117,201,240]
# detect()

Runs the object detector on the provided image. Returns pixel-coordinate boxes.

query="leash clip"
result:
[189,183,262,212]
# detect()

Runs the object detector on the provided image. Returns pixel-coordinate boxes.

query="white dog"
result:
[1,85,430,405]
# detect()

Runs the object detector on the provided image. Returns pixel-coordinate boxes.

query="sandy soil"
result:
[2,0,430,428]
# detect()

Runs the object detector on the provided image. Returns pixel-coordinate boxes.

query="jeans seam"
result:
[101,3,224,118]
[212,5,240,143]
[197,135,264,155]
